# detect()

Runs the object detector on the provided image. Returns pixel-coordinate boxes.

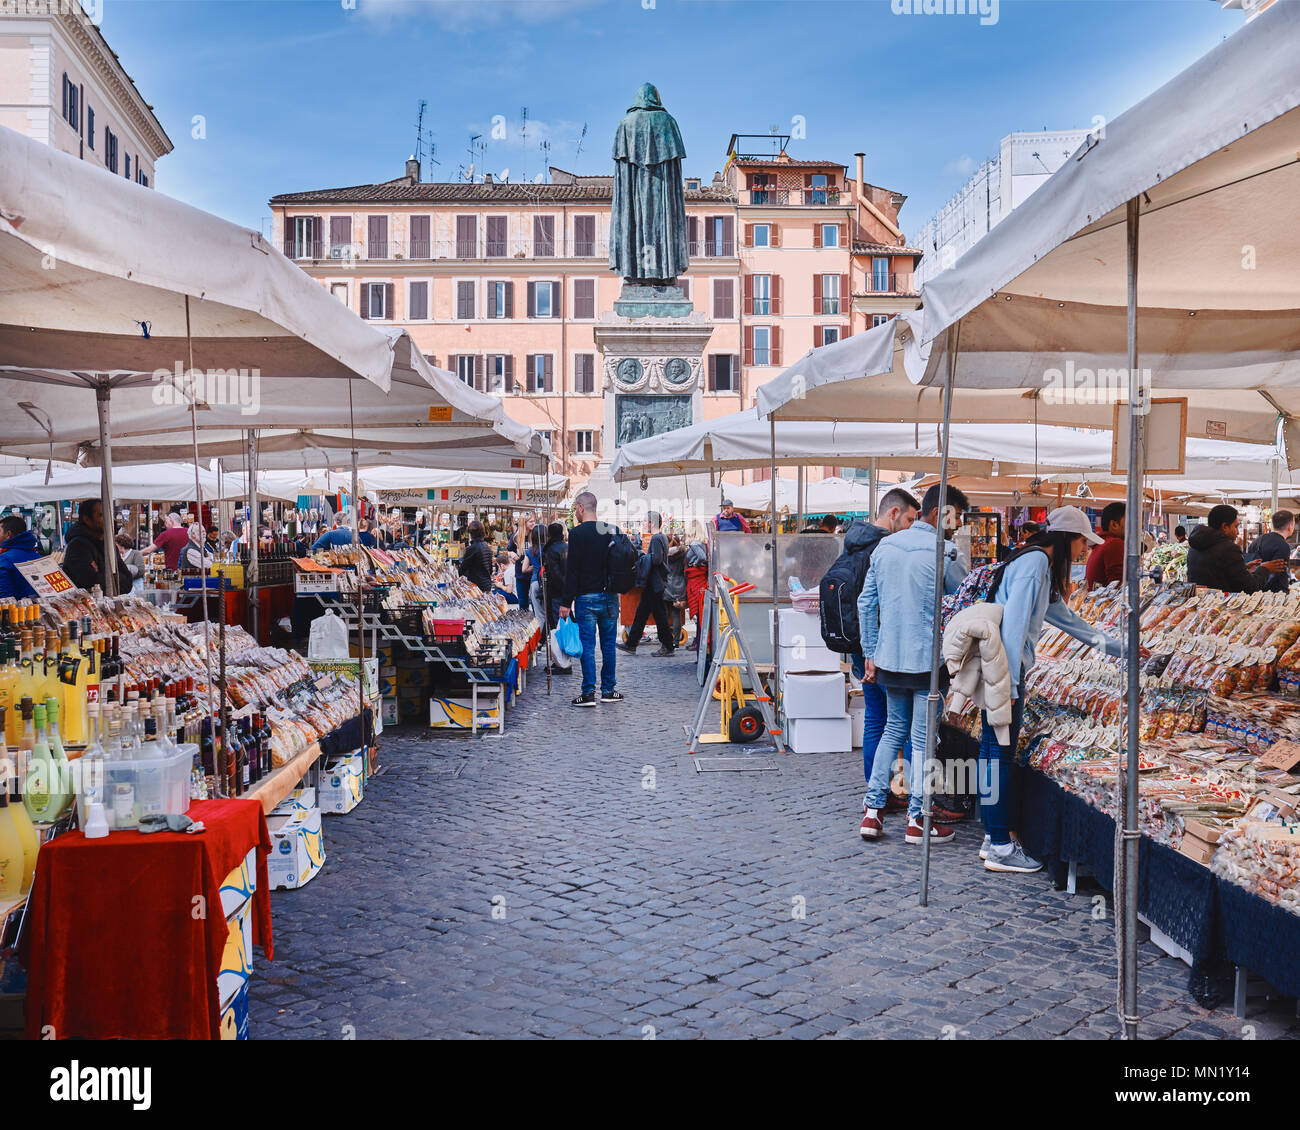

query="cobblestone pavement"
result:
[249,651,1300,1040]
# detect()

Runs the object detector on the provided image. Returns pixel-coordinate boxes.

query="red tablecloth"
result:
[20,797,272,1040]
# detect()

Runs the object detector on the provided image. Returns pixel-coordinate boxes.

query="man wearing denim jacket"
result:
[857,484,970,844]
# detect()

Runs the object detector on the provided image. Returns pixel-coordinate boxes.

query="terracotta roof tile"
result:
[271,181,735,206]
[854,240,923,256]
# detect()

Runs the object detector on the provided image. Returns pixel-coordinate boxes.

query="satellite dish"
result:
[533,173,544,184]
[499,167,510,182]
[466,163,475,177]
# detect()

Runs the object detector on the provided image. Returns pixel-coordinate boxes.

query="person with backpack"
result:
[619,511,675,657]
[975,506,1137,873]
[559,491,635,707]
[857,484,970,845]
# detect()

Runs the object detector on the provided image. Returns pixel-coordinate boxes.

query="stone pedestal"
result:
[593,283,714,462]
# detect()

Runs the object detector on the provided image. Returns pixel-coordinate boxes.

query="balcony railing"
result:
[862,272,917,295]
[743,188,842,206]
[286,237,612,262]
[688,239,736,258]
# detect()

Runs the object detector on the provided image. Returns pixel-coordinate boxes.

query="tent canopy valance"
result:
[0,462,298,506]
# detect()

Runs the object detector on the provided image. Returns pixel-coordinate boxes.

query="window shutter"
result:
[722,215,734,255]
[771,274,782,316]
[841,324,851,341]
[840,274,850,310]
[743,224,753,249]
[743,274,753,316]
[688,215,698,254]
[838,224,847,248]
[359,282,370,319]
[544,355,554,392]
[527,282,536,318]
[283,218,294,258]
[707,355,717,392]
[732,354,740,390]
[814,326,823,349]
[425,354,438,369]
[813,224,822,249]
[485,283,497,319]
[384,284,394,319]
[505,281,514,318]
[813,274,822,315]
[770,223,780,248]
[409,281,428,320]
[330,215,350,252]
[474,353,485,393]
[525,355,535,391]
[504,354,515,394]
[771,326,782,367]
[574,278,594,319]
[743,325,753,367]
[311,216,323,258]
[593,431,602,457]
[804,173,813,188]
[551,281,562,319]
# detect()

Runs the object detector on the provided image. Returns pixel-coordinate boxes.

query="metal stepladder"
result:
[685,573,785,756]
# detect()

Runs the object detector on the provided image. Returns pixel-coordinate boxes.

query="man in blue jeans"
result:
[558,491,624,707]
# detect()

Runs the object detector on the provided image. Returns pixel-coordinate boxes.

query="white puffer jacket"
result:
[942,602,1012,745]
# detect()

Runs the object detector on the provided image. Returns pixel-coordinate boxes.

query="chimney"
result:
[855,152,865,187]
[483,172,494,185]
[405,154,420,184]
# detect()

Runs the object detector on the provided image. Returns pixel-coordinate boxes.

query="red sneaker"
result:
[884,792,908,814]
[905,818,956,845]
[930,802,967,824]
[859,809,884,840]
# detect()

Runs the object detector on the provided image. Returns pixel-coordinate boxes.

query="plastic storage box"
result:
[92,745,193,831]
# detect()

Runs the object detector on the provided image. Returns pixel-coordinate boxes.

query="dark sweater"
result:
[1246,530,1293,593]
[1187,525,1267,594]
[562,521,614,605]
[457,537,494,592]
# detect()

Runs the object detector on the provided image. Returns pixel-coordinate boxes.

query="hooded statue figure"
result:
[610,83,689,284]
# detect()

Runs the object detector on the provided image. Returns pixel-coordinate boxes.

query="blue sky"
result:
[104,0,1241,238]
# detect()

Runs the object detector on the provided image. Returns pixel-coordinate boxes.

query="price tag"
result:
[16,555,76,596]
[1258,739,1300,772]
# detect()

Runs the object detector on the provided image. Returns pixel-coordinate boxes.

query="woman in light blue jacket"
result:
[980,506,1137,874]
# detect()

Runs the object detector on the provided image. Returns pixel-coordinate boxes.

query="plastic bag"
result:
[309,608,349,658]
[555,614,583,657]
[548,631,573,670]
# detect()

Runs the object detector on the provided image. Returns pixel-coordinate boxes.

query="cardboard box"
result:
[271,786,316,816]
[1244,789,1298,823]
[787,715,853,754]
[217,897,253,1005]
[217,847,258,918]
[429,695,501,730]
[219,982,249,1041]
[267,805,325,890]
[778,641,842,675]
[781,672,846,719]
[849,699,865,749]
[320,751,364,815]
[769,608,822,645]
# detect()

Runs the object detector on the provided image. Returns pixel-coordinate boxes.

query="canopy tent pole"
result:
[347,378,365,756]
[245,429,259,642]
[1120,197,1144,1040]
[869,457,878,518]
[920,321,958,908]
[796,465,805,529]
[1272,456,1280,513]
[541,451,552,697]
[93,380,117,596]
[770,414,780,715]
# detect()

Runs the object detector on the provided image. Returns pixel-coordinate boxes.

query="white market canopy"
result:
[0,462,297,506]
[610,406,1282,482]
[0,123,541,463]
[724,476,875,516]
[363,467,568,509]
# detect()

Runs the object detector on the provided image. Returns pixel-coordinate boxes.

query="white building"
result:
[913,129,1092,286]
[0,0,171,186]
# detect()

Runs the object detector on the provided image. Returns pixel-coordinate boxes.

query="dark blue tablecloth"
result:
[942,724,1300,1009]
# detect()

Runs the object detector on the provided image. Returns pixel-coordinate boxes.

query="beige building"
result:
[0,0,171,185]
[270,138,919,481]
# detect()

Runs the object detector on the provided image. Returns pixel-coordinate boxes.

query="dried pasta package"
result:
[1208,662,1238,698]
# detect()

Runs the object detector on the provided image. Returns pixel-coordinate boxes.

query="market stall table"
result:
[21,797,272,1040]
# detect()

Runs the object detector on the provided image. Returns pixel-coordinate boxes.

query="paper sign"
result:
[427,406,453,422]
[1258,740,1300,772]
[16,555,77,596]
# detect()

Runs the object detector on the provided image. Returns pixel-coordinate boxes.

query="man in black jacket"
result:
[559,491,622,707]
[457,520,494,592]
[1187,505,1286,593]
[619,511,674,657]
[62,499,133,595]
[1246,509,1296,593]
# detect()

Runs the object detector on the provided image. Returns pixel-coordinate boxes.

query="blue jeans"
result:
[574,592,618,697]
[865,686,935,819]
[861,680,912,801]
[978,680,1026,846]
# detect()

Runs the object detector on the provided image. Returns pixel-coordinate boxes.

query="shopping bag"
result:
[548,631,573,671]
[308,608,349,658]
[555,614,583,657]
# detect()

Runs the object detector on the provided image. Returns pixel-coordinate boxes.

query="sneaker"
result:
[979,835,991,860]
[651,647,675,657]
[983,843,1043,873]
[904,817,956,845]
[931,802,967,824]
[600,690,625,703]
[572,693,597,708]
[859,809,884,840]
[884,792,908,815]
[616,642,637,654]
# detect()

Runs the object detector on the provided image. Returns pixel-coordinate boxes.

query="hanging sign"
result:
[427,406,453,422]
[1111,397,1187,476]
[16,555,77,597]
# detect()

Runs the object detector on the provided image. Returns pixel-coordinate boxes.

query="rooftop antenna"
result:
[769,124,780,156]
[414,99,428,180]
[520,106,529,183]
[464,133,483,182]
[539,138,551,181]
[574,122,588,158]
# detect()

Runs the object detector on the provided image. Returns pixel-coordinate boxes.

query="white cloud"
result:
[942,154,977,178]
[357,0,605,31]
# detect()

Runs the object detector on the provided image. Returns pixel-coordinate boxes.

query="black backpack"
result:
[819,548,872,654]
[605,528,639,594]
[635,550,653,590]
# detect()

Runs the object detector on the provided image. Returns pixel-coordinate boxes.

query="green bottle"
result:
[39,697,72,822]
[24,701,55,821]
